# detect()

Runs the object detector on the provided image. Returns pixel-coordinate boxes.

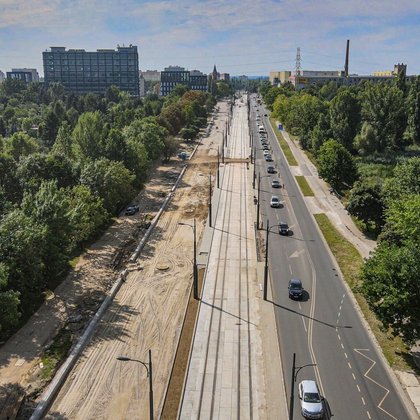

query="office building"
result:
[141,70,160,82]
[190,70,208,92]
[0,70,5,83]
[269,71,292,85]
[7,68,39,83]
[220,73,230,81]
[43,45,139,95]
[160,66,208,96]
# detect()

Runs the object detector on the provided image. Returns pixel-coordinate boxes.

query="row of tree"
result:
[260,78,420,342]
[0,79,224,338]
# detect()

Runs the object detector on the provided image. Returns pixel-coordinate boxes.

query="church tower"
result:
[212,64,218,81]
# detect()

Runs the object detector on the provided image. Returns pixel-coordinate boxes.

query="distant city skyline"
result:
[1,0,420,78]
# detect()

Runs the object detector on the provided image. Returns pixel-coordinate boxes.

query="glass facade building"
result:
[43,45,139,96]
[160,66,207,96]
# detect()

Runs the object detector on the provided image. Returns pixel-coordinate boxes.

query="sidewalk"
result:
[279,127,420,418]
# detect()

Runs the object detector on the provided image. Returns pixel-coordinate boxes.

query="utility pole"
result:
[208,173,212,228]
[193,219,198,300]
[289,353,296,420]
[264,219,269,301]
[257,173,261,229]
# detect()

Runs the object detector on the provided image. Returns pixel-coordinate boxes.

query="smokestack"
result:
[345,39,350,77]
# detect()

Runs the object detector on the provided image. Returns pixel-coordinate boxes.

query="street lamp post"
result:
[256,173,261,230]
[209,172,213,228]
[178,220,198,300]
[263,220,280,301]
[116,350,154,420]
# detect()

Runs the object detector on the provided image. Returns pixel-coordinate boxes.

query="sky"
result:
[1,0,420,78]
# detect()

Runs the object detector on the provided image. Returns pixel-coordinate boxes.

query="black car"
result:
[267,165,275,174]
[279,222,289,235]
[288,278,303,300]
[125,204,139,215]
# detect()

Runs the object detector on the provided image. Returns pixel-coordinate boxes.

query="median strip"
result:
[269,118,298,166]
[295,176,314,197]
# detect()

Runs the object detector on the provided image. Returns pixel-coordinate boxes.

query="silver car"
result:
[298,380,324,419]
[270,196,281,208]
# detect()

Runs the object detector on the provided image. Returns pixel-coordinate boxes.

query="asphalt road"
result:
[249,95,413,420]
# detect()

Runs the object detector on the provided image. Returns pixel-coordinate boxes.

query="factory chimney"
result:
[344,39,350,77]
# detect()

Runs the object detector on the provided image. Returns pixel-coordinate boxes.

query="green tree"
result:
[80,158,136,213]
[52,121,74,158]
[311,113,331,153]
[405,76,420,145]
[361,83,407,151]
[361,240,420,342]
[353,122,379,156]
[318,139,358,191]
[72,111,107,160]
[0,263,21,337]
[0,153,21,202]
[0,210,47,314]
[346,179,385,233]
[3,132,39,161]
[162,136,180,162]
[329,90,360,151]
[39,109,60,148]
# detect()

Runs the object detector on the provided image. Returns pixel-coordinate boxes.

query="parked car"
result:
[267,165,275,174]
[270,195,281,208]
[263,145,269,151]
[279,222,289,235]
[271,179,281,188]
[125,204,140,216]
[288,278,303,299]
[298,380,324,419]
[265,154,273,162]
[263,150,270,156]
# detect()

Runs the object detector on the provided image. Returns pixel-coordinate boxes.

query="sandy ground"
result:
[0,101,228,419]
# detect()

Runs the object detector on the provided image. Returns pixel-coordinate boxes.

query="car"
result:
[270,195,281,208]
[265,154,273,162]
[271,179,281,188]
[298,380,324,419]
[125,204,140,216]
[263,150,270,156]
[264,113,268,117]
[267,165,275,174]
[288,278,303,299]
[263,144,269,150]
[279,222,289,235]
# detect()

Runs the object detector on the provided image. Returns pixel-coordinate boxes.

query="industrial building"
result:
[43,45,139,95]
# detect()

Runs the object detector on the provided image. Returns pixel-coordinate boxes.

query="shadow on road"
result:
[201,300,257,327]
[268,299,352,330]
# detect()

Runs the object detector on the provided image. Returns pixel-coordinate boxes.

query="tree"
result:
[72,111,107,160]
[405,76,420,145]
[105,85,122,103]
[346,179,385,233]
[0,153,22,202]
[353,122,379,156]
[162,136,180,162]
[52,121,74,158]
[66,185,108,248]
[311,113,331,153]
[319,82,338,101]
[159,103,185,135]
[0,210,47,315]
[361,83,407,151]
[39,109,60,148]
[361,240,420,342]
[21,180,73,281]
[318,139,358,191]
[103,128,128,163]
[80,158,136,213]
[0,263,21,337]
[3,132,39,161]
[329,90,360,151]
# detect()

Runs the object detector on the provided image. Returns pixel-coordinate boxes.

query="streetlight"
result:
[208,172,213,228]
[178,220,198,300]
[289,353,317,420]
[116,350,154,420]
[263,219,280,301]
[209,147,220,189]
[256,172,261,230]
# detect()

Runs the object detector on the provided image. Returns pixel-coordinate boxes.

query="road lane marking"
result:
[367,411,371,419]
[337,334,341,341]
[301,316,307,332]
[357,385,361,392]
[362,397,366,406]
[341,343,344,349]
[352,373,356,380]
[354,348,397,420]
[348,362,352,369]
[288,264,292,274]
[344,352,348,359]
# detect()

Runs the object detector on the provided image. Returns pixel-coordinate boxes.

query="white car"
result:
[263,150,270,156]
[270,196,281,208]
[298,380,324,419]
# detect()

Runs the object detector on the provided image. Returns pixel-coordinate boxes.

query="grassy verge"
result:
[40,328,73,381]
[295,176,315,197]
[269,118,298,166]
[314,213,412,371]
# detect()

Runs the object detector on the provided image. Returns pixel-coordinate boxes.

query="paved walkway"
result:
[179,97,287,419]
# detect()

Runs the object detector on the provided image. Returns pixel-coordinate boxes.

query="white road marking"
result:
[362,397,366,406]
[367,411,371,419]
[344,352,348,359]
[288,264,293,274]
[357,384,361,392]
[338,334,341,341]
[289,249,305,258]
[348,362,352,369]
[301,317,307,332]
[341,343,344,349]
[352,373,356,380]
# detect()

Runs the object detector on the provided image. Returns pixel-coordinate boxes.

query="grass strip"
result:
[269,118,298,166]
[295,176,315,197]
[314,213,412,371]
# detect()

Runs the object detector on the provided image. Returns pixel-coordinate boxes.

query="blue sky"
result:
[1,0,420,77]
